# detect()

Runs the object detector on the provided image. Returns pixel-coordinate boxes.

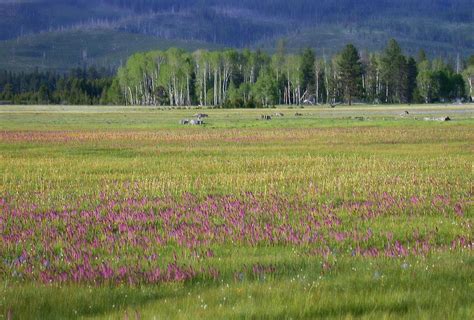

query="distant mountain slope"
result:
[257,20,473,58]
[0,30,220,72]
[0,0,472,71]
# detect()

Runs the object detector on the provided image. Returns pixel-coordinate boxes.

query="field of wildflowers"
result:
[1,105,473,319]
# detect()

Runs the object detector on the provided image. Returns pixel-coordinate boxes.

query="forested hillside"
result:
[0,0,472,71]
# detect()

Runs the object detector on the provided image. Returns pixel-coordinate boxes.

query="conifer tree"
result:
[337,44,363,105]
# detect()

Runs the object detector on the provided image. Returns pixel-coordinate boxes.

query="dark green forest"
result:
[0,68,114,105]
[1,40,473,106]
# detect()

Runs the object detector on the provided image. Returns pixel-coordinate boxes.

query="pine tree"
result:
[380,39,407,103]
[337,44,363,105]
[406,57,418,103]
[2,83,13,100]
[300,48,315,101]
[417,49,428,64]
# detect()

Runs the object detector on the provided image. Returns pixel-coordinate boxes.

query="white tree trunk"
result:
[468,77,473,101]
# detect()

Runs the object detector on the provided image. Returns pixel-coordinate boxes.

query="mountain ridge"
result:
[0,0,472,71]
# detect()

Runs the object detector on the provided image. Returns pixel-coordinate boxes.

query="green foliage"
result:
[406,57,418,103]
[1,40,470,106]
[300,48,315,95]
[417,60,436,103]
[337,44,363,105]
[417,60,467,103]
[2,83,13,100]
[0,67,113,105]
[380,39,409,103]
[462,65,474,101]
[417,49,428,63]
[252,67,278,107]
[102,78,125,105]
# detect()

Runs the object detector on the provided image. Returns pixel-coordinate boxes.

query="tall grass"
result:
[0,105,473,319]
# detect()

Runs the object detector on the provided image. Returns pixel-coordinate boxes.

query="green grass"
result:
[0,104,473,319]
[0,104,472,130]
[3,254,473,319]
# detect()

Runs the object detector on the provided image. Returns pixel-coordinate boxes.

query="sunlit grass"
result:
[0,105,473,319]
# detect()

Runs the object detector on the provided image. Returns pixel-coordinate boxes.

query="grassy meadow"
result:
[0,104,473,319]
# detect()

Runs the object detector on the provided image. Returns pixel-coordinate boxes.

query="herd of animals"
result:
[179,113,209,125]
[179,112,304,125]
[179,110,452,125]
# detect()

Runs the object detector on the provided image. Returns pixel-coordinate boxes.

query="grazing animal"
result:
[295,112,303,116]
[260,115,272,120]
[274,112,284,117]
[194,113,209,118]
[180,119,189,125]
[190,119,204,125]
[424,116,452,122]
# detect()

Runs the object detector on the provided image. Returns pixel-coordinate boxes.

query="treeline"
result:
[1,40,473,107]
[115,39,474,107]
[0,67,116,105]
